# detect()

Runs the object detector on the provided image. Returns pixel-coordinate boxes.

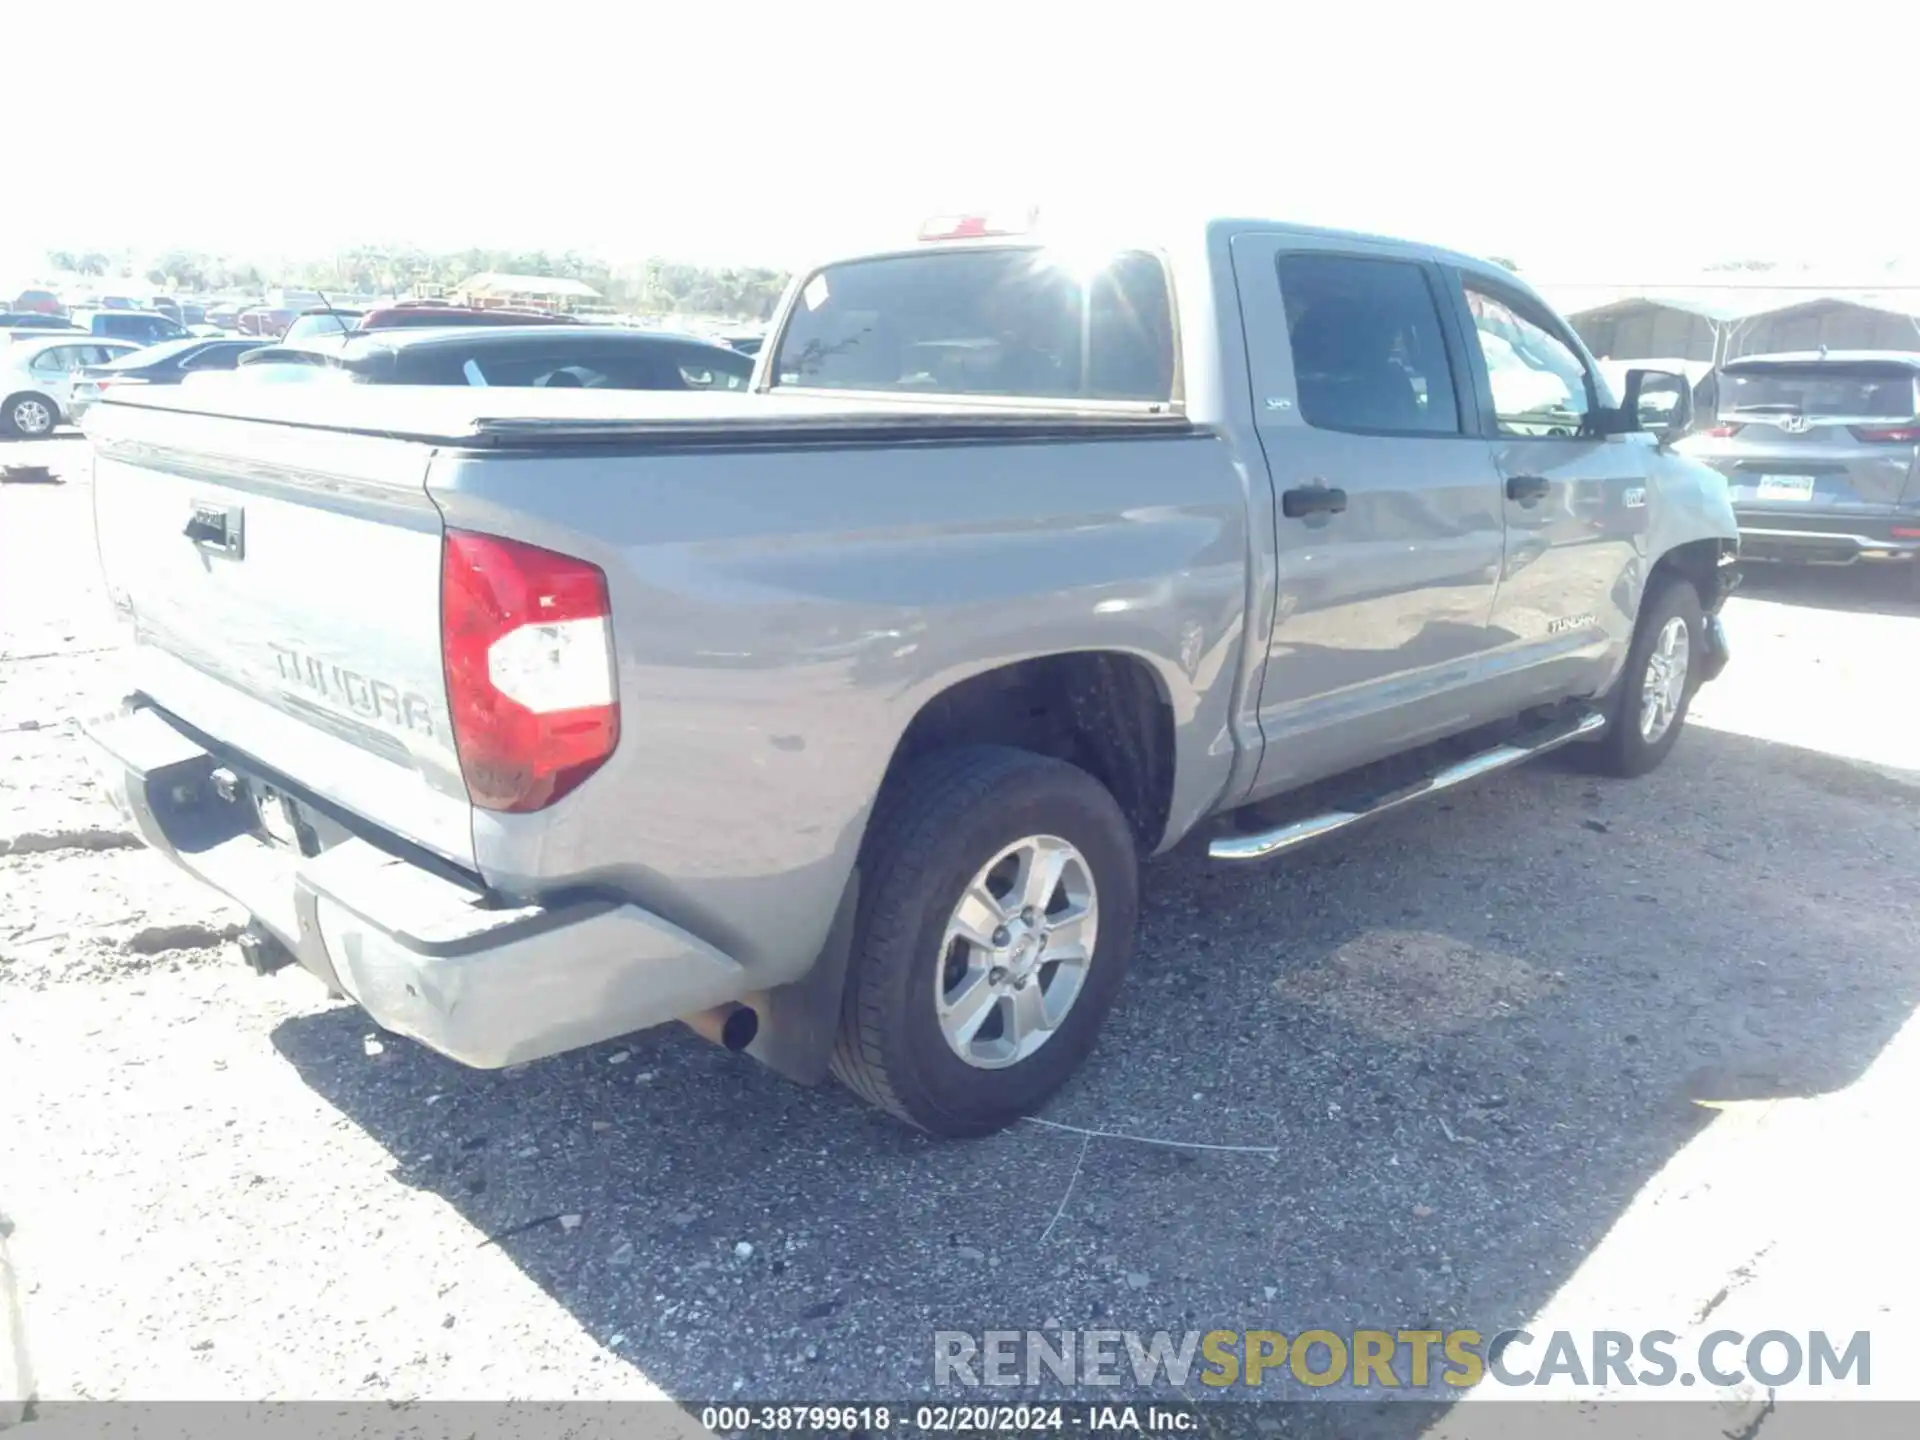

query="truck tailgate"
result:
[86,398,474,868]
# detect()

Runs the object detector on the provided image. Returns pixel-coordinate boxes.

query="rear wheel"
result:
[2,393,58,438]
[1577,576,1704,778]
[830,745,1139,1137]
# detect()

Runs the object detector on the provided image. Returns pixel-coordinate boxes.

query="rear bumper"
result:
[81,702,749,1069]
[1700,612,1731,684]
[1734,510,1920,564]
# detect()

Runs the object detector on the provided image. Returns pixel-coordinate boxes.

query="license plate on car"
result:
[1756,474,1816,501]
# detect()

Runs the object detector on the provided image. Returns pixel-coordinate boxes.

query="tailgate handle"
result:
[183,503,243,556]
[1506,474,1552,505]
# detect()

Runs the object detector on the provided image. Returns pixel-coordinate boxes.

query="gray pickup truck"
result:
[80,213,1739,1137]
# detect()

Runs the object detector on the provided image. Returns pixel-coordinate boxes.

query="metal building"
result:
[1728,296,1920,357]
[1554,286,1920,366]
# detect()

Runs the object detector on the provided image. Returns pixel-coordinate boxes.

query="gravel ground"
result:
[3,435,1918,1428]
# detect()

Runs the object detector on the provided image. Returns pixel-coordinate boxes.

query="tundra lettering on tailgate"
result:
[269,642,436,738]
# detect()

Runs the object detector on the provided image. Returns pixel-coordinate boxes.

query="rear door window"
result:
[770,246,1175,401]
[397,344,690,389]
[180,343,246,371]
[283,314,356,344]
[673,346,753,390]
[448,351,620,388]
[98,315,158,342]
[388,348,473,385]
[1277,253,1463,434]
[1717,364,1917,421]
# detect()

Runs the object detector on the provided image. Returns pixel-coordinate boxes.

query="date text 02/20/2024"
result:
[699,1404,1196,1433]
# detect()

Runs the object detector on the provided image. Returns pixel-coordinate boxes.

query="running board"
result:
[1208,710,1608,862]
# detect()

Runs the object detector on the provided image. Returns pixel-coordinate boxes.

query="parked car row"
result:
[0,311,83,332]
[2,310,193,346]
[1,337,143,436]
[8,288,64,315]
[65,338,268,426]
[233,325,755,392]
[4,275,770,438]
[2,322,756,435]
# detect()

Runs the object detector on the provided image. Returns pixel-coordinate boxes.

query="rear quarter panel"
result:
[429,432,1251,984]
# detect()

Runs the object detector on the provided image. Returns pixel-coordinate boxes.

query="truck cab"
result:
[751,211,1737,800]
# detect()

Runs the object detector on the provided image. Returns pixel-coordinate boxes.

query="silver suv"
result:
[1682,351,1920,583]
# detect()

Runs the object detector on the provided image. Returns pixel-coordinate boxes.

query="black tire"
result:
[1576,576,1705,779]
[830,744,1139,1137]
[2,392,59,439]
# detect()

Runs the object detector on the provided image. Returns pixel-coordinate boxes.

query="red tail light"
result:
[1849,424,1920,443]
[1706,423,1745,438]
[441,531,618,813]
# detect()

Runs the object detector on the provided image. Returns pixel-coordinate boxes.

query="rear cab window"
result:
[1717,362,1918,421]
[769,246,1176,402]
[283,313,358,344]
[179,343,246,371]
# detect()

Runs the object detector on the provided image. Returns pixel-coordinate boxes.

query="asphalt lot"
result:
[3,432,1918,1430]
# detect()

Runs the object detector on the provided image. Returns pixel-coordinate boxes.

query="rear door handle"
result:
[1282,485,1348,518]
[1507,474,1551,504]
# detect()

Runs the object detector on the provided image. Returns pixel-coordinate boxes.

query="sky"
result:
[13,0,1919,286]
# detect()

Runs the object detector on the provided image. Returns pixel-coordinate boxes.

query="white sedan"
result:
[1,335,141,437]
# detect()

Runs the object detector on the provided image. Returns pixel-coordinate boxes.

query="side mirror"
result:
[1621,368,1694,445]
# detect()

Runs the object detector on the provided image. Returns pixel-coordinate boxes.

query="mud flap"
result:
[738,869,861,1086]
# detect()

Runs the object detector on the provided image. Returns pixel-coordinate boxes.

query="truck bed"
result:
[81,383,1246,995]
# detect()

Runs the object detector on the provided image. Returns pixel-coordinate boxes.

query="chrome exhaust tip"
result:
[681,1002,759,1052]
